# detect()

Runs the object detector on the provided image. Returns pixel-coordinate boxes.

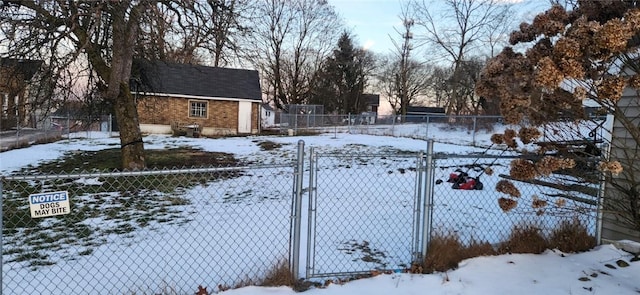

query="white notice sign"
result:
[29,191,71,218]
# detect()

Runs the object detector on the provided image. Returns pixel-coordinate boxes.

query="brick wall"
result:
[138,96,262,135]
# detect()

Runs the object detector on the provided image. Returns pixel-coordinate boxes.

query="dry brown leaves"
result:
[498,197,518,212]
[598,160,623,175]
[510,159,537,180]
[496,180,521,198]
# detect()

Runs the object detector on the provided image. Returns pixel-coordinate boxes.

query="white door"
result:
[238,101,252,134]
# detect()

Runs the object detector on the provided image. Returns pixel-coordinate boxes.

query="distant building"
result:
[0,58,43,130]
[405,106,446,123]
[406,106,446,115]
[261,103,275,128]
[356,94,380,124]
[363,94,380,114]
[131,60,262,136]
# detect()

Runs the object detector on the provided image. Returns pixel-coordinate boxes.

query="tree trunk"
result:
[109,3,146,170]
[114,83,145,170]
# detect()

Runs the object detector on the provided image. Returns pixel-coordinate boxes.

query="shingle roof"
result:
[132,60,261,101]
[0,58,43,81]
[261,103,274,111]
[363,94,380,106]
[407,106,445,114]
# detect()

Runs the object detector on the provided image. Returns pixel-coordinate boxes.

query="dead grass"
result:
[138,221,597,292]
[463,239,496,258]
[423,232,463,273]
[261,259,295,287]
[498,224,549,254]
[548,219,596,253]
[255,140,283,151]
[422,219,595,273]
[422,232,495,273]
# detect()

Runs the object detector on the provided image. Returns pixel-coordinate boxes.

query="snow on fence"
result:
[0,140,603,294]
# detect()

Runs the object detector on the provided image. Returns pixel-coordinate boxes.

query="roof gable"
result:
[132,60,261,101]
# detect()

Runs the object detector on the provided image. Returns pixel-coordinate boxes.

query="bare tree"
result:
[377,55,432,116]
[248,0,341,111]
[0,1,233,170]
[135,0,251,66]
[412,0,513,115]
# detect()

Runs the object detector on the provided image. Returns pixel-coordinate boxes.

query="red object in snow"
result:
[448,173,459,182]
[447,171,468,183]
[458,178,476,190]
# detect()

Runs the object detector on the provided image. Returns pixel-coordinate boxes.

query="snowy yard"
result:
[0,126,637,295]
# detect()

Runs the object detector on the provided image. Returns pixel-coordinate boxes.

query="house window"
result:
[189,100,208,118]
[1,93,7,117]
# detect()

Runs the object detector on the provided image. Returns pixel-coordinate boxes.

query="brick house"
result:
[0,58,43,130]
[131,60,262,136]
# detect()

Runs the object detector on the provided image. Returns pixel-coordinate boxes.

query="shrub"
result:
[423,232,464,273]
[423,233,496,273]
[498,224,548,254]
[548,219,596,253]
[261,259,294,287]
[462,239,497,259]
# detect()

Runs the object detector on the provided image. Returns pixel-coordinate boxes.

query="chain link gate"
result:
[297,138,603,279]
[303,146,430,278]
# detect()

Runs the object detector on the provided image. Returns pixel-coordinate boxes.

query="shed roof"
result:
[132,60,261,101]
[407,106,445,114]
[363,94,380,106]
[0,58,43,81]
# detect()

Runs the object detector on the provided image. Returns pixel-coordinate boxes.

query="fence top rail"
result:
[1,163,294,181]
[433,153,522,160]
[313,152,424,158]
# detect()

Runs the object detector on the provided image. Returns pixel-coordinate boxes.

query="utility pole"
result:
[399,18,413,122]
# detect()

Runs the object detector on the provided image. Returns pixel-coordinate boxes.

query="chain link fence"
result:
[429,153,601,245]
[1,139,604,293]
[275,114,504,145]
[1,164,297,294]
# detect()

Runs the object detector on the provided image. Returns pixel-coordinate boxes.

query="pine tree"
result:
[310,32,372,114]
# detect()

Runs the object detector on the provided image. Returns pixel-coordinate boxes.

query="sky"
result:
[1,125,639,294]
[329,0,553,55]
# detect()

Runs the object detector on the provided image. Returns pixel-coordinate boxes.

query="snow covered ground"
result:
[226,244,640,295]
[0,127,638,295]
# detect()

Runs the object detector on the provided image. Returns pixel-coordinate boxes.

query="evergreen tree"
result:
[310,32,373,114]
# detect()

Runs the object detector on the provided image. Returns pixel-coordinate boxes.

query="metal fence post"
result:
[109,114,113,137]
[412,152,425,263]
[425,115,430,140]
[595,143,610,245]
[305,147,316,279]
[472,116,477,146]
[291,140,305,280]
[421,139,435,260]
